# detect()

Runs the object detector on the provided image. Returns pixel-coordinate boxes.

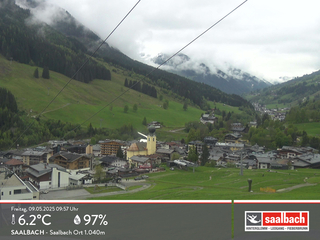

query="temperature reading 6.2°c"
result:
[12,214,51,226]
[74,214,108,226]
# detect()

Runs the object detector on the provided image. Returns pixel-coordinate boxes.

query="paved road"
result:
[40,181,151,200]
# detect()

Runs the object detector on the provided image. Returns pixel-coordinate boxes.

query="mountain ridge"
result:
[150,52,272,95]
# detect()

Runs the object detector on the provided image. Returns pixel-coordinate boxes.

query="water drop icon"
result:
[74,215,81,225]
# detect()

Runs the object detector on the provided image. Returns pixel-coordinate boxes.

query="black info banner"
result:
[0,200,231,240]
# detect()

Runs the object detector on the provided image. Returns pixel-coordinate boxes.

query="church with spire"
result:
[126,125,157,164]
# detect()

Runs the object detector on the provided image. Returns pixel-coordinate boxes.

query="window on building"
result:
[14,189,22,194]
[9,191,11,195]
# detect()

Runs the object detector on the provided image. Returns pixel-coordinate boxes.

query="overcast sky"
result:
[42,0,320,82]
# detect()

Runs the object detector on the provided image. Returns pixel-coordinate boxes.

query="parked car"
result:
[141,175,149,179]
[134,176,142,180]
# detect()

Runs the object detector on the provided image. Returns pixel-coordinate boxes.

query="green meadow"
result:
[0,56,203,131]
[90,167,320,200]
[293,122,320,137]
[0,55,246,135]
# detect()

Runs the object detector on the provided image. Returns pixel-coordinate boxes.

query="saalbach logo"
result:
[245,211,309,231]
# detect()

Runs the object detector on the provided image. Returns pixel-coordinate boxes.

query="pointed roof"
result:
[127,142,147,151]
[5,158,24,166]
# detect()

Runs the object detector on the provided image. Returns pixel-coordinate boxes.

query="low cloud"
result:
[15,0,320,82]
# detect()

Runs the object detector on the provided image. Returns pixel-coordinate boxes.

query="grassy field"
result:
[84,186,122,194]
[0,55,206,132]
[265,103,290,109]
[293,122,320,137]
[89,167,320,200]
[210,102,242,115]
[0,54,247,134]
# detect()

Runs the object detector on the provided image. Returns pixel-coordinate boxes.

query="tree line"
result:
[124,78,157,98]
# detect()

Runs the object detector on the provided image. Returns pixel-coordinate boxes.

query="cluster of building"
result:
[0,125,182,200]
[253,102,289,121]
[2,121,320,200]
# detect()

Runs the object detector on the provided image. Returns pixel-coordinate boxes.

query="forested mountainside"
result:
[0,0,111,83]
[246,69,320,107]
[8,0,254,110]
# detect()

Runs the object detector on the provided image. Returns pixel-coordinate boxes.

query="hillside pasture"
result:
[0,56,203,131]
[90,167,320,200]
[293,122,320,137]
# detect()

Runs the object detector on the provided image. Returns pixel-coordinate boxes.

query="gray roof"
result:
[69,173,90,181]
[216,142,244,148]
[130,156,149,163]
[22,150,47,156]
[0,158,10,164]
[100,156,122,163]
[92,144,101,151]
[256,157,275,164]
[188,141,204,145]
[27,163,66,178]
[297,154,320,163]
[50,151,88,162]
[156,148,174,154]
[291,160,310,168]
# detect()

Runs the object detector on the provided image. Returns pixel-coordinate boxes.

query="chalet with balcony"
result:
[100,156,128,168]
[278,146,314,159]
[231,123,247,133]
[188,141,204,154]
[200,114,217,124]
[22,150,50,165]
[224,133,242,143]
[49,151,91,170]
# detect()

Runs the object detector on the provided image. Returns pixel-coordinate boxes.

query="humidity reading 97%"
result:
[74,214,108,226]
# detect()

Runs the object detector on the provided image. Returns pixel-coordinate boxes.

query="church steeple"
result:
[147,125,156,155]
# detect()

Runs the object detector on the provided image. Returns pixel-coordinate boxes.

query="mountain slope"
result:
[151,53,272,95]
[0,0,255,114]
[245,69,320,107]
[12,0,256,109]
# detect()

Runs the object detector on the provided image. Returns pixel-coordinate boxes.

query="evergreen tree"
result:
[124,105,129,113]
[42,67,50,79]
[183,102,188,111]
[116,146,124,159]
[33,68,39,78]
[200,144,209,166]
[142,117,147,126]
[163,100,169,109]
[188,147,198,162]
[133,104,138,112]
[87,123,94,137]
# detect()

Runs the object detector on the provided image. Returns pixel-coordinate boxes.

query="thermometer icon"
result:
[11,214,15,225]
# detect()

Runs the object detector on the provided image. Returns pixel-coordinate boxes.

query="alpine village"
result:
[1,0,320,201]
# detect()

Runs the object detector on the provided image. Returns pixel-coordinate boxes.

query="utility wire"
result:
[10,0,141,149]
[72,0,248,131]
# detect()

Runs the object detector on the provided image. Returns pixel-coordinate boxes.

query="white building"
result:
[0,168,39,200]
[26,163,69,190]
